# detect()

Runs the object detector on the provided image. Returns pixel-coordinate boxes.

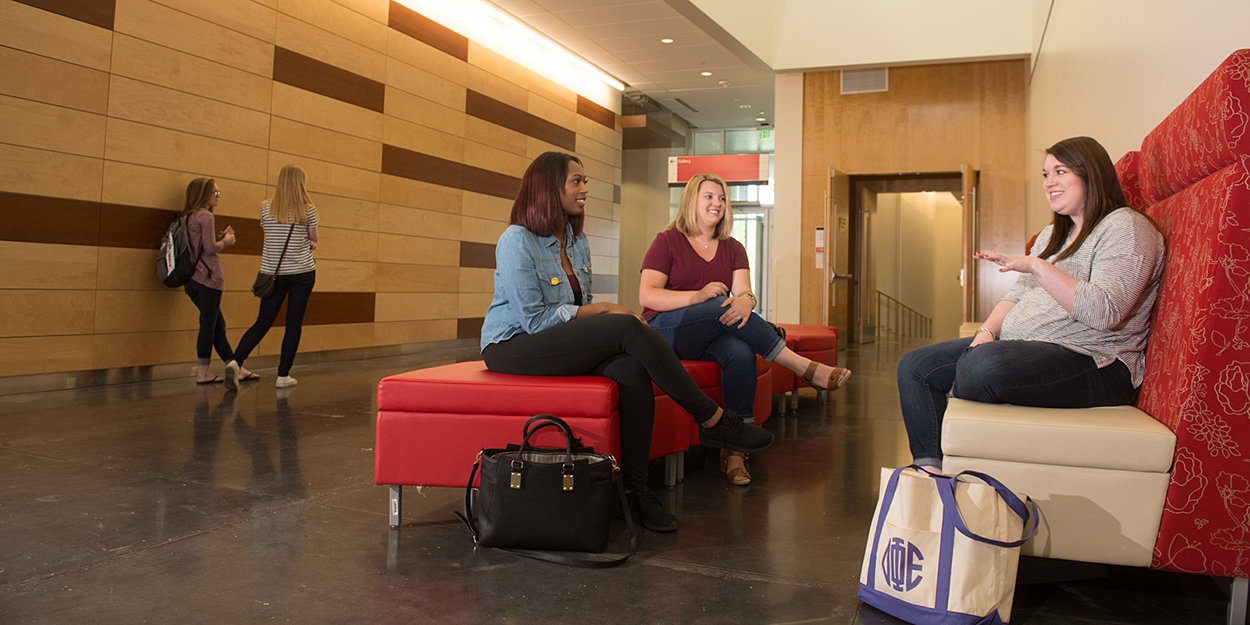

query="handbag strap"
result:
[935,471,1040,549]
[454,456,638,568]
[270,223,295,275]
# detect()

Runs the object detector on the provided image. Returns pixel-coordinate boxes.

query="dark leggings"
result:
[482,314,721,488]
[232,271,315,377]
[184,280,233,365]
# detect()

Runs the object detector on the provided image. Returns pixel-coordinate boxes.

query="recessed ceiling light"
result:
[739,104,751,109]
[700,71,712,76]
[756,117,766,122]
[660,38,674,44]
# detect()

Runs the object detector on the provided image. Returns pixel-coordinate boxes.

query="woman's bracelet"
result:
[976,326,997,340]
[742,293,758,308]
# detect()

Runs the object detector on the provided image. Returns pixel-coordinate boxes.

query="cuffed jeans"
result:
[647,297,786,423]
[184,280,233,366]
[483,314,721,489]
[898,337,1138,464]
[232,270,315,377]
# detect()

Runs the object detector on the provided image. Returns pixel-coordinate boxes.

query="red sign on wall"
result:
[668,154,770,185]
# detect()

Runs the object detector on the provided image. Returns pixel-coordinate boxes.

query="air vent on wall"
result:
[674,98,699,113]
[841,68,888,94]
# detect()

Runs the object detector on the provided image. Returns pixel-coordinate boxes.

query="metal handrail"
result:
[875,291,932,341]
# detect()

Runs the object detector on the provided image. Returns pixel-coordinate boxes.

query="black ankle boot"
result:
[626,486,678,533]
[697,408,774,453]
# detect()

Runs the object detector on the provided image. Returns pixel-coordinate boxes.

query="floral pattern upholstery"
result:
[1129,49,1250,578]
[1115,150,1148,210]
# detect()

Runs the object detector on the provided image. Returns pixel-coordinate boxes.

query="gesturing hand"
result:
[696,281,729,304]
[974,250,1038,274]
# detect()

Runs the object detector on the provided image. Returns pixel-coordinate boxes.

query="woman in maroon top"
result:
[182,178,256,384]
[640,173,851,484]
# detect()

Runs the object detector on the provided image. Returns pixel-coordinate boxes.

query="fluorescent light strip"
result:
[471,0,625,91]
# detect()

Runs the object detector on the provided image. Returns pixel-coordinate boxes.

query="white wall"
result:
[691,0,1031,71]
[1025,0,1250,234]
[771,72,804,322]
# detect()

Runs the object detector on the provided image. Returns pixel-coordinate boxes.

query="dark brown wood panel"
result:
[388,1,468,62]
[213,215,264,256]
[14,0,114,30]
[98,204,174,250]
[457,317,484,339]
[0,192,100,246]
[458,241,495,269]
[381,144,463,189]
[577,95,615,129]
[466,90,576,151]
[462,165,520,201]
[273,291,375,327]
[272,47,385,113]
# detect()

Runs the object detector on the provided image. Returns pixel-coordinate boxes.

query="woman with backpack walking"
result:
[182,178,257,384]
[225,165,319,390]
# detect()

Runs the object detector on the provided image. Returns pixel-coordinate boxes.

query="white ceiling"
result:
[488,0,776,130]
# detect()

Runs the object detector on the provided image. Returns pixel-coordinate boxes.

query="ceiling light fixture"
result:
[467,0,624,91]
[701,71,712,76]
[756,117,766,122]
[739,104,751,109]
[660,38,673,44]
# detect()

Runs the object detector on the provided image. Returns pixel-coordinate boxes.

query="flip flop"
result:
[239,371,261,381]
[196,375,225,385]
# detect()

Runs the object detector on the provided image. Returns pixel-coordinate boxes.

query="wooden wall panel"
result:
[0,94,106,158]
[0,242,97,290]
[113,0,274,77]
[1,0,113,70]
[13,0,115,30]
[0,2,622,380]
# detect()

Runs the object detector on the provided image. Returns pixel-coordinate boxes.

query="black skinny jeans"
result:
[232,270,315,377]
[482,314,721,488]
[184,280,233,365]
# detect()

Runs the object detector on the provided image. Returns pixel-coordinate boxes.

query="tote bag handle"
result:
[935,470,1040,549]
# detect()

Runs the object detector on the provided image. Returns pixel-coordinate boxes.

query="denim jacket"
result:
[480,223,593,351]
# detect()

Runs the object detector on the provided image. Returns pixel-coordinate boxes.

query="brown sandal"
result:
[720,449,751,486]
[800,361,852,390]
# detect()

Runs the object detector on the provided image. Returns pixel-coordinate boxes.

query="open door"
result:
[826,168,851,342]
[961,164,980,322]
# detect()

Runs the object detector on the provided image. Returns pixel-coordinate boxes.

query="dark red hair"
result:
[510,152,583,237]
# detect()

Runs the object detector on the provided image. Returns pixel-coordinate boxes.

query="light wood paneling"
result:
[466,64,527,112]
[577,134,622,170]
[309,194,378,231]
[586,234,616,258]
[591,254,617,277]
[374,291,456,322]
[376,263,458,292]
[96,246,173,290]
[269,117,381,171]
[105,119,269,183]
[0,143,103,200]
[528,93,576,129]
[0,290,96,337]
[271,82,383,142]
[330,0,387,24]
[457,266,493,293]
[278,0,386,53]
[378,174,462,215]
[313,258,377,292]
[385,7,467,78]
[528,73,576,111]
[0,335,94,376]
[92,330,197,369]
[464,116,527,158]
[375,233,458,266]
[0,241,97,290]
[0,0,112,70]
[107,76,272,149]
[384,87,464,137]
[385,57,465,111]
[113,0,274,77]
[459,215,507,246]
[583,196,613,221]
[148,0,277,43]
[582,215,614,240]
[372,318,455,345]
[576,115,621,152]
[282,321,374,353]
[468,43,528,93]
[457,292,492,318]
[0,94,106,158]
[0,46,109,114]
[110,34,274,114]
[311,226,377,262]
[94,290,195,333]
[378,203,461,239]
[382,115,463,164]
[275,12,385,83]
[463,141,529,179]
[266,156,380,204]
[101,161,269,217]
[460,191,510,222]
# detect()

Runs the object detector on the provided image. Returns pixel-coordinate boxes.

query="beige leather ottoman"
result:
[941,398,1176,567]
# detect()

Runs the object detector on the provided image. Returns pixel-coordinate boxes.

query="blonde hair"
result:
[668,173,733,239]
[269,165,313,225]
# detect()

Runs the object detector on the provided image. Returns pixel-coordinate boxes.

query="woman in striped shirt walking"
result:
[225,165,319,390]
[897,136,1166,471]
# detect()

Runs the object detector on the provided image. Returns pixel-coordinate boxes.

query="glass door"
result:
[731,207,770,317]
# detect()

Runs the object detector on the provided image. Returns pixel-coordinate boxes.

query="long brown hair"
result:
[269,165,313,225]
[183,178,216,215]
[510,152,584,237]
[1038,136,1129,262]
[669,173,733,239]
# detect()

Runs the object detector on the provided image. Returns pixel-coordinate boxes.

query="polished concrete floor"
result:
[0,339,1240,624]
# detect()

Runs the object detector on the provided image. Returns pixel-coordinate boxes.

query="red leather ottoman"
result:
[773,324,840,411]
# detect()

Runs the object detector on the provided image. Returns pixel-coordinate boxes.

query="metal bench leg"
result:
[1229,577,1248,625]
[389,485,402,528]
[387,528,400,572]
[664,455,678,487]
[789,389,798,411]
[677,451,684,482]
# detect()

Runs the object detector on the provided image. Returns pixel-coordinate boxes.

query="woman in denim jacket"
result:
[481,152,774,533]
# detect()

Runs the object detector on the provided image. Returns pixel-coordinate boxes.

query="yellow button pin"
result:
[550,277,560,285]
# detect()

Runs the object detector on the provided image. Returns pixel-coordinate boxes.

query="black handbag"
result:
[251,224,296,299]
[455,415,637,568]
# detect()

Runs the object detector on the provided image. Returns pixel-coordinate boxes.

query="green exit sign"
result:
[759,130,773,139]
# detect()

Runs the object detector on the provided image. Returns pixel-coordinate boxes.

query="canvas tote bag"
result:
[858,466,1039,625]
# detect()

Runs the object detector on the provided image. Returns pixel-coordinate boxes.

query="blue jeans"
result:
[232,271,316,377]
[183,280,232,366]
[647,297,786,422]
[898,337,1138,464]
